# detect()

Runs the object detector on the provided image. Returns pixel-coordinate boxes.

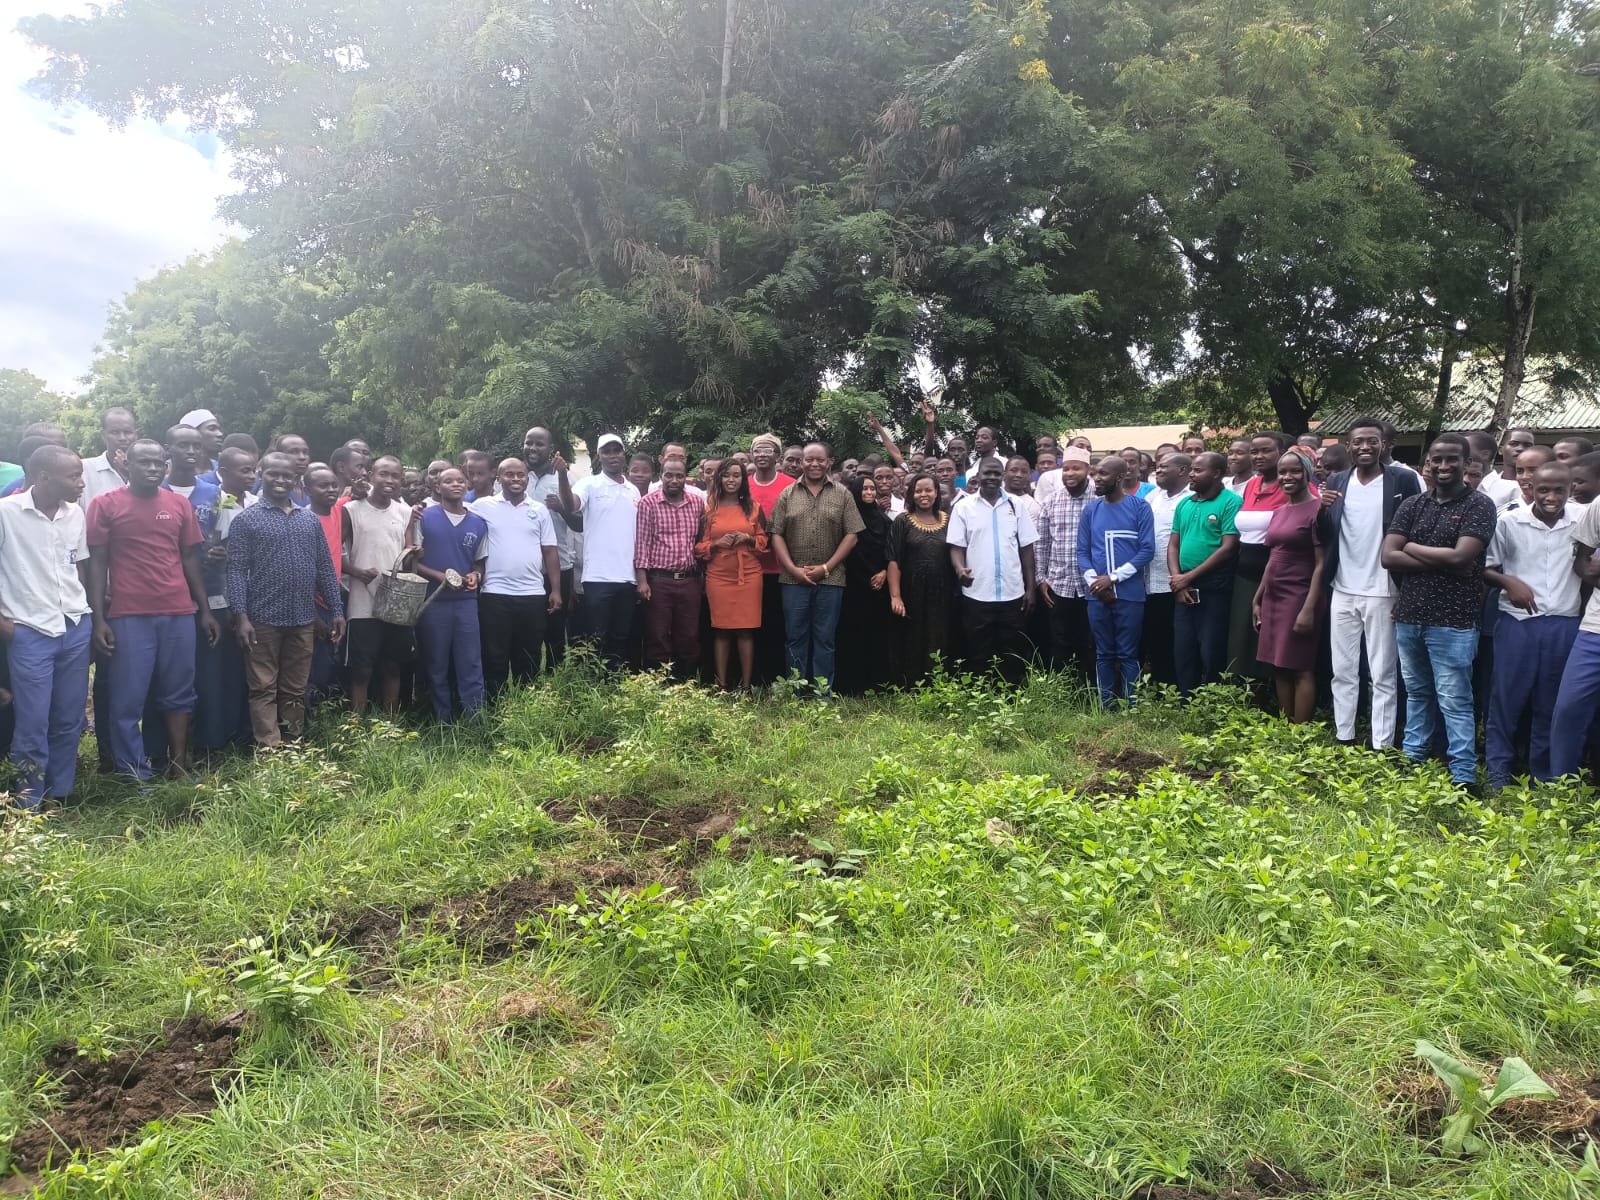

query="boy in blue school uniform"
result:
[408,467,489,719]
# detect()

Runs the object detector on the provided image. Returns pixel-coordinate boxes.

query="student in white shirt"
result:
[0,447,93,810]
[1477,428,1535,509]
[1483,461,1585,788]
[1143,451,1192,687]
[80,407,138,508]
[947,458,1038,685]
[1316,418,1421,748]
[565,433,641,670]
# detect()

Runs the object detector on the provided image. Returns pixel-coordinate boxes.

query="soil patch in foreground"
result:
[9,1012,245,1172]
[329,860,690,977]
[545,794,740,855]
[1132,1159,1318,1199]
[1074,747,1171,797]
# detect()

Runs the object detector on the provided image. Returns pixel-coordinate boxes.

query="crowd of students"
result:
[1,405,1598,811]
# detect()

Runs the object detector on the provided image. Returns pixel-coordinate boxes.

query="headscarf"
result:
[847,474,891,576]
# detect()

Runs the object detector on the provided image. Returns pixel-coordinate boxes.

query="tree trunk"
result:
[718,0,737,137]
[1492,203,1536,435]
[1265,368,1313,434]
[1424,333,1457,445]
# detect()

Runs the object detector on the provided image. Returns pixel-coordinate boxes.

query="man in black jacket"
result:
[1317,417,1422,748]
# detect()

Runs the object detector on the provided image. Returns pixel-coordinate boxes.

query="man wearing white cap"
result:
[179,409,225,475]
[565,433,641,670]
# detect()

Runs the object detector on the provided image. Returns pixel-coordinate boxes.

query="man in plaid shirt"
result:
[1032,445,1094,681]
[634,459,706,677]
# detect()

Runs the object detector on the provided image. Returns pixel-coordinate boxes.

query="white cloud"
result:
[0,3,237,394]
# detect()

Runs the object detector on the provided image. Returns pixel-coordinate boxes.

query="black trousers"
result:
[756,574,787,686]
[586,582,638,671]
[479,593,549,696]
[1048,594,1094,683]
[962,597,1028,685]
[543,567,574,670]
[1142,591,1178,688]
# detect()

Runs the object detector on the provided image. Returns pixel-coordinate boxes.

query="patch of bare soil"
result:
[545,794,740,857]
[1387,1065,1600,1154]
[1131,1161,1317,1199]
[1072,747,1172,797]
[8,1012,245,1172]
[327,861,690,976]
[576,734,617,757]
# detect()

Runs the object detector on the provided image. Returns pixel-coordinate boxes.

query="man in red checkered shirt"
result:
[634,459,706,676]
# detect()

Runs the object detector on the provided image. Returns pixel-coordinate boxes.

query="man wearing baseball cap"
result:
[569,433,641,669]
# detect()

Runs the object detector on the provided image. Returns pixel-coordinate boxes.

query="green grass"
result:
[2,662,1598,1199]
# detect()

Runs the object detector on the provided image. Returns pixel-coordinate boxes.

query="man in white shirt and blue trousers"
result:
[0,447,94,811]
[1485,460,1584,788]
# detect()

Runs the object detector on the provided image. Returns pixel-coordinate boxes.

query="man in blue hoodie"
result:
[1078,456,1155,707]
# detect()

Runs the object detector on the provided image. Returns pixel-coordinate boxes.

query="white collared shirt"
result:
[572,472,641,584]
[1489,502,1585,620]
[80,452,127,509]
[469,493,559,596]
[1145,484,1191,594]
[1479,472,1521,509]
[0,489,92,635]
[528,467,575,570]
[946,491,1039,603]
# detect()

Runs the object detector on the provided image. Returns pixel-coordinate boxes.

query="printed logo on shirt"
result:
[463,531,481,549]
[156,511,174,520]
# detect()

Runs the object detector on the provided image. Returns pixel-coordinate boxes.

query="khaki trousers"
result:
[244,624,316,747]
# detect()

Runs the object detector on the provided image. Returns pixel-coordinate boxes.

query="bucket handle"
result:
[386,545,450,622]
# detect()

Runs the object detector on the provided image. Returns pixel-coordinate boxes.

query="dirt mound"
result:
[546,795,740,853]
[1072,747,1171,797]
[9,1012,245,1172]
[1131,1160,1316,1200]
[576,734,617,757]
[327,860,686,973]
[1388,1065,1600,1153]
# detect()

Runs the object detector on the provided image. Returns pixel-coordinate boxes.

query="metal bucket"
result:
[372,550,443,627]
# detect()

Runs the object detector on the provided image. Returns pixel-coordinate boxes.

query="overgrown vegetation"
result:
[1,668,1597,1197]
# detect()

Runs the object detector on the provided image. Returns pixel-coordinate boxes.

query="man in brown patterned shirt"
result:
[768,442,864,696]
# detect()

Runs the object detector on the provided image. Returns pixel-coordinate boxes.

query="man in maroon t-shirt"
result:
[86,439,220,781]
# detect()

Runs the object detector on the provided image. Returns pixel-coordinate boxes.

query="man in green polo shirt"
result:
[1167,451,1241,695]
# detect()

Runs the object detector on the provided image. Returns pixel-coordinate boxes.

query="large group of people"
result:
[1,404,1598,812]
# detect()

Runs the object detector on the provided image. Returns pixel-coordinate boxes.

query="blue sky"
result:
[1,3,234,394]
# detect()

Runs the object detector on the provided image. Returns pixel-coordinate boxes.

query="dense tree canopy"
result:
[17,0,1600,451]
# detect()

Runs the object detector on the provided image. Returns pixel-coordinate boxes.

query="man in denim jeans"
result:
[1381,434,1498,787]
[769,442,863,695]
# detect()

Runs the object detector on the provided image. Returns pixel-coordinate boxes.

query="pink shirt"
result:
[86,488,202,618]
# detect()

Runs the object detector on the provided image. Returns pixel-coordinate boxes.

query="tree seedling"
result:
[1414,1039,1559,1155]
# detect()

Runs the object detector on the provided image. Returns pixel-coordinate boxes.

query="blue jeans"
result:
[8,617,92,809]
[417,598,485,719]
[107,613,197,780]
[1086,597,1145,707]
[1550,630,1600,780]
[780,583,845,693]
[1173,575,1233,697]
[1395,622,1479,784]
[1486,612,1578,786]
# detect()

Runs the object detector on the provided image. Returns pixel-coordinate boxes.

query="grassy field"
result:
[1,663,1598,1199]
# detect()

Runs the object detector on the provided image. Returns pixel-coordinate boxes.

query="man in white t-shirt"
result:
[1143,451,1192,687]
[80,408,138,509]
[1316,417,1421,748]
[568,433,641,670]
[948,458,1038,685]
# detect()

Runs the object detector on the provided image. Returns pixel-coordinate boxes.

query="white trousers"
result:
[1329,589,1399,748]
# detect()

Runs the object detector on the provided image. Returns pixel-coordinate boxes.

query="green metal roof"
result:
[1318,364,1600,436]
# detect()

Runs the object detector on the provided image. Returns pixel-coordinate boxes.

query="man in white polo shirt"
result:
[566,433,641,670]
[947,457,1038,684]
[470,457,562,695]
[1484,460,1584,789]
[0,446,93,810]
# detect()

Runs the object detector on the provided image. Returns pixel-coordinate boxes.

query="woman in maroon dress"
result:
[1252,450,1326,723]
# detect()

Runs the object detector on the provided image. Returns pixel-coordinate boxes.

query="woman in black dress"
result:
[835,475,893,694]
[888,472,957,684]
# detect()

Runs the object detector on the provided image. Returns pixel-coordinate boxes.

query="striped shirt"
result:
[633,488,705,572]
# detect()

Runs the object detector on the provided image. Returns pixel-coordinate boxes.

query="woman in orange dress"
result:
[696,460,771,691]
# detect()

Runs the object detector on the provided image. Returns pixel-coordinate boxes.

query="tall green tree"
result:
[0,369,69,458]
[1389,0,1600,432]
